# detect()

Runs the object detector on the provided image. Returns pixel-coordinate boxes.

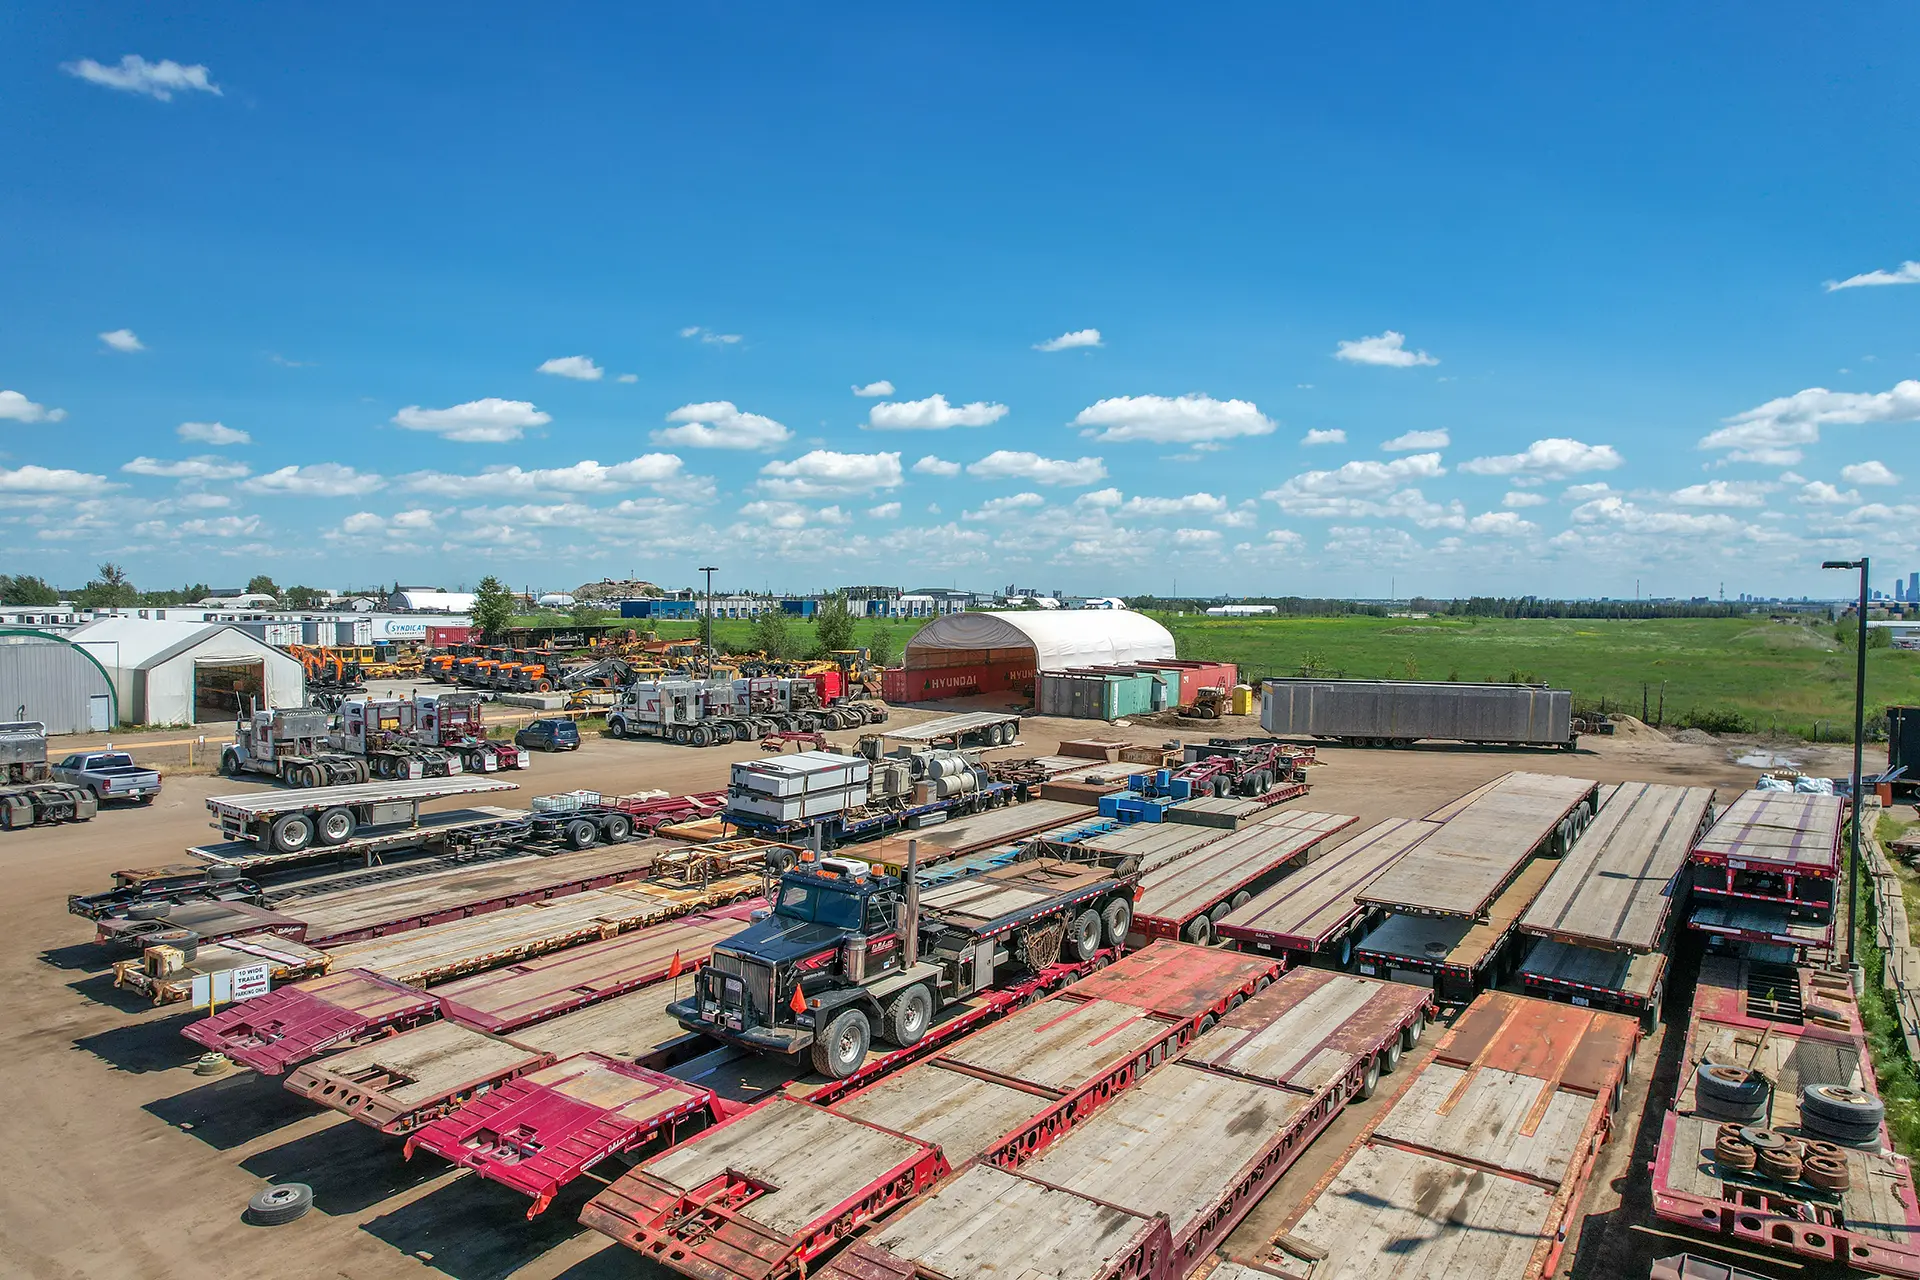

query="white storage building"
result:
[68,618,306,726]
[897,610,1176,702]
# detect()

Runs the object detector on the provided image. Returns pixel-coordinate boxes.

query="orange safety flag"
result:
[666,951,683,979]
[789,984,808,1016]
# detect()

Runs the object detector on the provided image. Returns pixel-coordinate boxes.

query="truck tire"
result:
[245,1182,314,1226]
[1695,1064,1769,1120]
[564,819,598,850]
[315,807,356,846]
[1382,1038,1403,1073]
[1100,897,1133,949]
[1067,909,1102,962]
[811,1008,872,1079]
[602,813,633,844]
[672,726,690,745]
[221,749,241,777]
[608,717,628,739]
[691,725,714,747]
[883,985,933,1047]
[270,814,315,854]
[713,722,736,745]
[127,902,169,920]
[1402,1009,1426,1051]
[1184,916,1214,945]
[1230,890,1253,910]
[1355,1053,1382,1101]
[1802,1084,1885,1143]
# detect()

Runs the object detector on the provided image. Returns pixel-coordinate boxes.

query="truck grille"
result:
[708,951,776,1022]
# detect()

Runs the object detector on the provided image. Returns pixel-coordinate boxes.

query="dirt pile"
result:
[1603,715,1668,742]
[1669,728,1719,745]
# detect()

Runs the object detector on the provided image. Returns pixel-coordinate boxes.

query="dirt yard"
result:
[0,705,1865,1280]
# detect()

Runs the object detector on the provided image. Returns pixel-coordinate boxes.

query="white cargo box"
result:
[531,790,604,813]
[729,751,871,798]
[727,783,863,822]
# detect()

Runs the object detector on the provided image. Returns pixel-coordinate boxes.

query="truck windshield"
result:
[775,881,863,929]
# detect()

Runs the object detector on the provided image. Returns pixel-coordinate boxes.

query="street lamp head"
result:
[1823,560,1865,570]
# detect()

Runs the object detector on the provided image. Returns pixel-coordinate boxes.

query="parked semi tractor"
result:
[606,677,886,746]
[671,840,1141,1077]
[0,722,97,829]
[222,695,523,787]
[1262,677,1578,750]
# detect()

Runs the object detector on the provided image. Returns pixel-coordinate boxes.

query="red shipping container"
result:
[892,660,1036,702]
[427,625,473,647]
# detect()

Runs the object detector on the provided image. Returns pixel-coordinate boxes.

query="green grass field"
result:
[1153,613,1919,739]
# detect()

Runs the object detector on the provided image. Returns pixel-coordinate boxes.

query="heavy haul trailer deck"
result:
[819,969,1431,1280]
[1065,820,1233,873]
[907,815,1120,889]
[1355,854,1559,1002]
[202,774,524,854]
[93,897,308,951]
[1254,990,1639,1280]
[1216,817,1438,966]
[1359,771,1600,920]
[582,943,1280,1280]
[114,933,330,1003]
[190,805,531,875]
[279,838,682,945]
[851,798,1098,874]
[1132,810,1357,946]
[1687,898,1835,950]
[1691,788,1844,910]
[882,710,1023,749]
[1520,781,1715,952]
[1521,939,1667,1027]
[183,896,762,1073]
[1651,956,1920,1276]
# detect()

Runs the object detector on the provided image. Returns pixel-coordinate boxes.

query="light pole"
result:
[698,565,718,650]
[1823,557,1869,973]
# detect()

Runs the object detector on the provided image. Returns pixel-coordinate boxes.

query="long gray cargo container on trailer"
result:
[1261,677,1577,749]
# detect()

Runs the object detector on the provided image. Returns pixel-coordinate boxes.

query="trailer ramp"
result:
[182,968,437,1075]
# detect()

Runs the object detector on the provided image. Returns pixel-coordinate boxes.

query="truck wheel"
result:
[1230,890,1252,910]
[245,1182,314,1226]
[691,725,714,747]
[810,1008,872,1079]
[713,722,736,745]
[608,717,628,739]
[564,819,597,850]
[1067,908,1102,962]
[1355,1053,1382,1101]
[1402,1009,1426,1051]
[270,814,315,854]
[1382,1039,1403,1073]
[602,813,633,843]
[883,985,933,1047]
[1100,897,1132,948]
[672,726,690,745]
[220,749,240,777]
[1183,916,1214,945]
[315,807,356,846]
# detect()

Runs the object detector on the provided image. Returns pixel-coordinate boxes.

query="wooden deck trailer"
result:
[1650,955,1920,1276]
[1216,817,1437,966]
[1518,782,1716,1028]
[196,775,526,871]
[1690,788,1843,916]
[1358,771,1600,920]
[1251,991,1639,1280]
[1686,898,1834,951]
[852,797,1098,875]
[579,943,1279,1280]
[1064,820,1233,873]
[819,968,1431,1280]
[1130,810,1357,945]
[1356,855,1558,1002]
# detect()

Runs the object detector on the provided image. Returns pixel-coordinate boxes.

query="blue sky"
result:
[4,5,1918,599]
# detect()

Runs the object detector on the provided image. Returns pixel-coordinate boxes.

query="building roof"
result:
[390,590,478,612]
[905,610,1175,671]
[67,617,292,670]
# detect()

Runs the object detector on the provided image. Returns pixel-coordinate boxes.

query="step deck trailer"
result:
[409,950,1122,1219]
[284,912,757,1134]
[1063,820,1235,875]
[1650,955,1920,1276]
[1685,898,1835,952]
[1130,810,1358,946]
[580,943,1280,1280]
[1515,783,1716,1029]
[1216,817,1438,967]
[190,805,532,876]
[882,710,1022,750]
[819,967,1432,1280]
[1356,854,1559,1003]
[1690,789,1843,915]
[183,888,762,1073]
[203,775,523,855]
[94,898,309,951]
[852,798,1099,875]
[1255,990,1639,1280]
[907,815,1119,889]
[1357,771,1600,921]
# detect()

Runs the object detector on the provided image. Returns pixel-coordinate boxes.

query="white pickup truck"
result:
[51,751,162,805]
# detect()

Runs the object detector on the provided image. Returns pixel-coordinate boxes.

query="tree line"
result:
[0,565,331,610]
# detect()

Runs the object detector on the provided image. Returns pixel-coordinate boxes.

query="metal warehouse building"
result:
[895,610,1177,702]
[0,629,118,734]
[69,618,306,727]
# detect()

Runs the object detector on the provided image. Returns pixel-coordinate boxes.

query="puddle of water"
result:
[1735,750,1801,768]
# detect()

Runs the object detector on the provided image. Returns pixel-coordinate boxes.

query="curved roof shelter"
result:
[905,610,1175,672]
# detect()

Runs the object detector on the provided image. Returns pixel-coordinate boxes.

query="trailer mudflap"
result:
[182,968,437,1074]
[404,1053,723,1217]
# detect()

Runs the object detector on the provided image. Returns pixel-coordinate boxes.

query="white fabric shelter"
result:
[70,618,306,726]
[905,610,1176,672]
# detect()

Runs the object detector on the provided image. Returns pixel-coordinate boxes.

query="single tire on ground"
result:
[269,813,315,854]
[810,1008,871,1079]
[315,807,356,846]
[882,985,933,1047]
[245,1182,314,1227]
[1067,909,1102,963]
[1100,897,1132,949]
[609,718,628,739]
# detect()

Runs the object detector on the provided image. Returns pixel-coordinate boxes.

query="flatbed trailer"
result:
[1690,788,1843,913]
[852,798,1098,875]
[203,775,523,850]
[1357,771,1599,920]
[189,805,532,875]
[1356,854,1559,1002]
[1520,939,1668,1027]
[820,967,1432,1280]
[1064,820,1234,874]
[1216,817,1437,967]
[907,814,1120,887]
[94,898,308,951]
[1686,898,1834,951]
[68,863,267,921]
[724,782,1023,847]
[1253,990,1638,1280]
[581,944,1279,1280]
[1132,810,1358,945]
[1650,955,1920,1276]
[882,710,1022,750]
[113,932,330,1004]
[421,950,1124,1217]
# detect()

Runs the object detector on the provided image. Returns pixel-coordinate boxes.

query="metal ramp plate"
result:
[181,968,436,1075]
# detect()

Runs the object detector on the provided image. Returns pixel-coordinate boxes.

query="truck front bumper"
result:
[667,997,816,1054]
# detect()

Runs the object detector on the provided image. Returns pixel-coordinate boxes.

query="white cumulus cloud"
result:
[63,55,220,100]
[252,463,383,497]
[1795,481,1860,506]
[1703,381,1920,461]
[654,401,791,451]
[1074,393,1275,445]
[967,450,1107,486]
[1382,428,1450,451]
[1668,480,1775,508]
[1120,492,1227,517]
[867,501,901,518]
[1826,261,1920,291]
[963,493,1048,520]
[401,455,686,496]
[1841,459,1901,486]
[122,455,251,481]
[393,398,550,444]
[867,393,1009,431]
[177,420,248,445]
[1077,488,1124,508]
[1502,491,1548,508]
[1301,428,1345,446]
[1034,328,1103,352]
[911,455,961,478]
[759,450,904,497]
[1173,527,1222,546]
[1459,438,1622,482]
[0,390,66,423]
[99,328,144,352]
[617,373,638,383]
[852,381,895,397]
[536,355,603,381]
[1264,453,1446,504]
[0,465,113,493]
[1334,330,1438,367]
[1468,511,1535,536]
